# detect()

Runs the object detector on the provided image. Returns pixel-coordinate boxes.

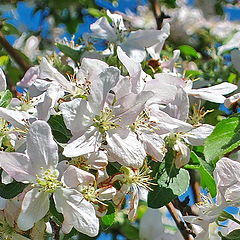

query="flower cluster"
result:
[0,10,238,239]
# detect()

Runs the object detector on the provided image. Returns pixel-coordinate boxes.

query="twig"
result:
[190,170,201,203]
[49,219,60,240]
[166,202,194,240]
[149,0,162,29]
[0,31,30,72]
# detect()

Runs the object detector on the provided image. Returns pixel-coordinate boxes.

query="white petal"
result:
[106,129,146,168]
[0,107,36,130]
[149,108,193,134]
[17,66,39,88]
[62,165,95,188]
[96,186,116,200]
[183,124,214,146]
[39,58,73,92]
[27,120,58,171]
[17,188,50,231]
[121,23,170,62]
[146,23,170,59]
[188,83,237,103]
[88,67,120,113]
[138,131,166,162]
[37,85,64,121]
[214,157,240,205]
[90,17,116,41]
[0,68,6,92]
[60,98,93,135]
[54,188,99,237]
[163,86,189,121]
[63,127,101,157]
[0,152,35,182]
[117,46,142,77]
[144,79,178,106]
[128,184,139,220]
[114,91,153,126]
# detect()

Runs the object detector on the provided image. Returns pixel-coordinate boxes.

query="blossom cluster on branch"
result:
[0,9,239,240]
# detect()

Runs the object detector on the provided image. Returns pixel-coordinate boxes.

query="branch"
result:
[0,31,31,72]
[49,219,60,240]
[149,0,162,29]
[166,202,195,240]
[190,170,201,203]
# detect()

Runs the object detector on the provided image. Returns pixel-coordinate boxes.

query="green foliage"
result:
[0,55,9,66]
[101,202,116,230]
[0,181,28,199]
[48,115,72,143]
[185,152,216,197]
[0,90,12,108]
[219,229,240,240]
[204,115,240,164]
[56,43,83,64]
[148,150,190,208]
[179,45,201,59]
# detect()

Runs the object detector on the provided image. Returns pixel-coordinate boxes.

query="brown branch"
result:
[49,219,60,240]
[0,31,30,72]
[149,0,162,29]
[166,202,195,240]
[190,170,201,203]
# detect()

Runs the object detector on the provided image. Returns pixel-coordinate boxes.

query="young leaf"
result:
[204,115,240,164]
[179,45,201,59]
[101,202,116,230]
[0,90,12,108]
[48,115,72,143]
[56,43,83,63]
[0,181,28,199]
[148,151,190,208]
[189,152,216,197]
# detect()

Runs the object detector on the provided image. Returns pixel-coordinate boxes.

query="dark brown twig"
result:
[49,219,60,240]
[190,170,201,203]
[166,202,194,240]
[149,0,162,29]
[0,31,30,72]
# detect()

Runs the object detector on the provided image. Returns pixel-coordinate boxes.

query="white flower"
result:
[0,121,99,236]
[90,12,171,62]
[61,66,150,168]
[214,157,240,206]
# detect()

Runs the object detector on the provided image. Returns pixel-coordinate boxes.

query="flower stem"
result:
[166,202,194,240]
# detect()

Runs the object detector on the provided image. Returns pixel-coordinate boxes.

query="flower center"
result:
[93,108,120,134]
[79,185,97,203]
[120,166,154,191]
[35,168,63,193]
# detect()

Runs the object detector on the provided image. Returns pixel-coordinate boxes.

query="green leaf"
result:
[219,229,240,240]
[48,115,72,143]
[204,115,240,164]
[179,45,201,59]
[120,224,139,240]
[1,22,19,35]
[185,70,202,79]
[101,202,116,230]
[190,152,216,197]
[56,43,83,63]
[0,90,12,108]
[0,181,28,199]
[0,56,9,66]
[148,151,190,208]
[218,211,240,225]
